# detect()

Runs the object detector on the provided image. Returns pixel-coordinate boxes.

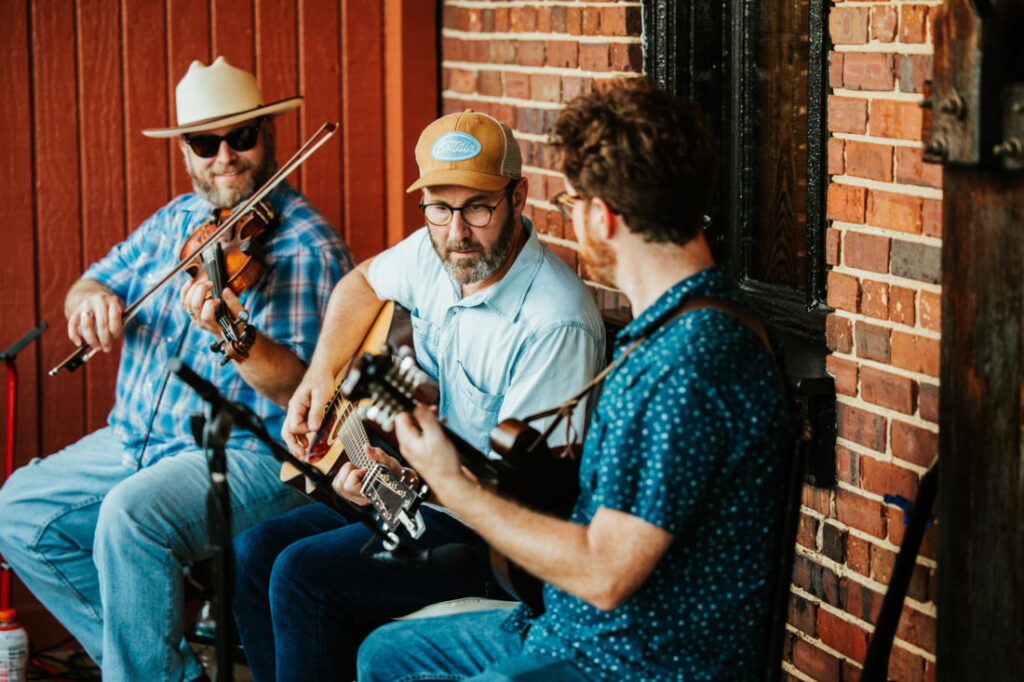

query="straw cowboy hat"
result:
[142,56,302,138]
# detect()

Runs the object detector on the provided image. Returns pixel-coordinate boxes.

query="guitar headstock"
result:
[341,346,430,431]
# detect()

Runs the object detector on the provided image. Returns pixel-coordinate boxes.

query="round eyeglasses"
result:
[419,194,507,228]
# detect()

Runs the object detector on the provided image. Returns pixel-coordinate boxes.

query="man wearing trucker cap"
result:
[231,110,605,682]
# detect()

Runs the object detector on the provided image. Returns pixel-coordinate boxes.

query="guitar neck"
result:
[332,401,374,469]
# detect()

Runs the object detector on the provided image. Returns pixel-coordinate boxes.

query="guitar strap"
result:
[521,296,775,455]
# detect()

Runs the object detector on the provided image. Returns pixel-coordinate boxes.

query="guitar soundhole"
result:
[326,409,345,446]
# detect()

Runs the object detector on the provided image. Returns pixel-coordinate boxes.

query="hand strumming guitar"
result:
[393,404,478,507]
[282,364,336,458]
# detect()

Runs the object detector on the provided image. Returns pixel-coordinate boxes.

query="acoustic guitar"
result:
[341,346,580,613]
[279,301,431,542]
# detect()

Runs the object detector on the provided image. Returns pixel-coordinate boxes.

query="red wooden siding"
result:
[0,0,437,644]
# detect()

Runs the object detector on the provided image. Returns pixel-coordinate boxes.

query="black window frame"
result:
[642,0,836,486]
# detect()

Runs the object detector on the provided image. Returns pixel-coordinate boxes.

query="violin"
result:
[49,122,338,376]
[180,200,279,364]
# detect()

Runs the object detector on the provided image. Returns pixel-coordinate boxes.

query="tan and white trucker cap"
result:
[406,110,522,193]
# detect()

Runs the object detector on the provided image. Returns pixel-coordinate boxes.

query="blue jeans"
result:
[232,503,508,682]
[0,427,307,682]
[357,608,591,681]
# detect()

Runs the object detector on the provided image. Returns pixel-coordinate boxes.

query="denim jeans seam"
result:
[23,495,108,624]
[157,548,179,678]
[27,493,107,549]
[36,553,104,623]
[227,482,303,516]
[167,484,299,546]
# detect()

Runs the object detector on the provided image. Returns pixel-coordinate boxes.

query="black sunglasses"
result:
[184,124,262,158]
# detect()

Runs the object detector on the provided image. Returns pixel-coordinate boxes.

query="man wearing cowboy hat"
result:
[0,57,352,682]
[230,109,606,682]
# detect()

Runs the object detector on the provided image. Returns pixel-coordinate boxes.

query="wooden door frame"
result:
[931,1,1024,676]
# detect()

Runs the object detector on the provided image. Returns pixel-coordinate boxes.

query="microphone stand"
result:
[2,322,48,610]
[189,407,235,682]
[166,358,401,682]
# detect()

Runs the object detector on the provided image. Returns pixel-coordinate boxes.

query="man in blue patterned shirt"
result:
[0,57,353,682]
[356,81,792,681]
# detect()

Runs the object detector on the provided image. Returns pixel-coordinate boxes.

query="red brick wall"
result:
[797,2,942,680]
[440,2,942,680]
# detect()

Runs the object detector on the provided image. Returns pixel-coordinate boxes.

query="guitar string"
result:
[337,402,372,470]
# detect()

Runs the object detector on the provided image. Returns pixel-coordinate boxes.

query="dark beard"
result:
[432,207,517,285]
[579,217,618,288]
[185,134,277,209]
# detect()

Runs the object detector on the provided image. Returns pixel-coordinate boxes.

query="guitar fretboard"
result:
[334,401,372,470]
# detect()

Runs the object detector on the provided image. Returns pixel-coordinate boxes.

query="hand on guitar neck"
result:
[331,443,416,507]
[279,301,431,542]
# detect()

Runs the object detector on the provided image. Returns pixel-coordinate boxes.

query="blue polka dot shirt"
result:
[517,266,791,680]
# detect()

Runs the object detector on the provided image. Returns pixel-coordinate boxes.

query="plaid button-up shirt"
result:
[83,182,353,468]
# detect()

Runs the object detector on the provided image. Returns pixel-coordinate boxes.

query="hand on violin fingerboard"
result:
[180,280,248,337]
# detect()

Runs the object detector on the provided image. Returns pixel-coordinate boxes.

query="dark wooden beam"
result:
[935,1,1024,677]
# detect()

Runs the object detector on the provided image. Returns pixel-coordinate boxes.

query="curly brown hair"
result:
[548,78,719,246]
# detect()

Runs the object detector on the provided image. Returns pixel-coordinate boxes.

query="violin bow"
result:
[49,122,338,376]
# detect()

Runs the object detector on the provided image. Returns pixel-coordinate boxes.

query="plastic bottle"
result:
[0,609,27,682]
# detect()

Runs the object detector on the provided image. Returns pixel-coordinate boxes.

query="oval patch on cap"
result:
[431,132,482,161]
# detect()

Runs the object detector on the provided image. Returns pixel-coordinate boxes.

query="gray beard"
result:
[434,209,517,285]
[184,138,277,209]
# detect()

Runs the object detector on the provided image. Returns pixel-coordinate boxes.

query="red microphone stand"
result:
[1,323,47,610]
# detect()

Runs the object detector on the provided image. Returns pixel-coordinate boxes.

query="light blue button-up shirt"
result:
[367,219,605,454]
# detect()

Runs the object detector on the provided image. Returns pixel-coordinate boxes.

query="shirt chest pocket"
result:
[441,361,505,453]
[450,361,504,412]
